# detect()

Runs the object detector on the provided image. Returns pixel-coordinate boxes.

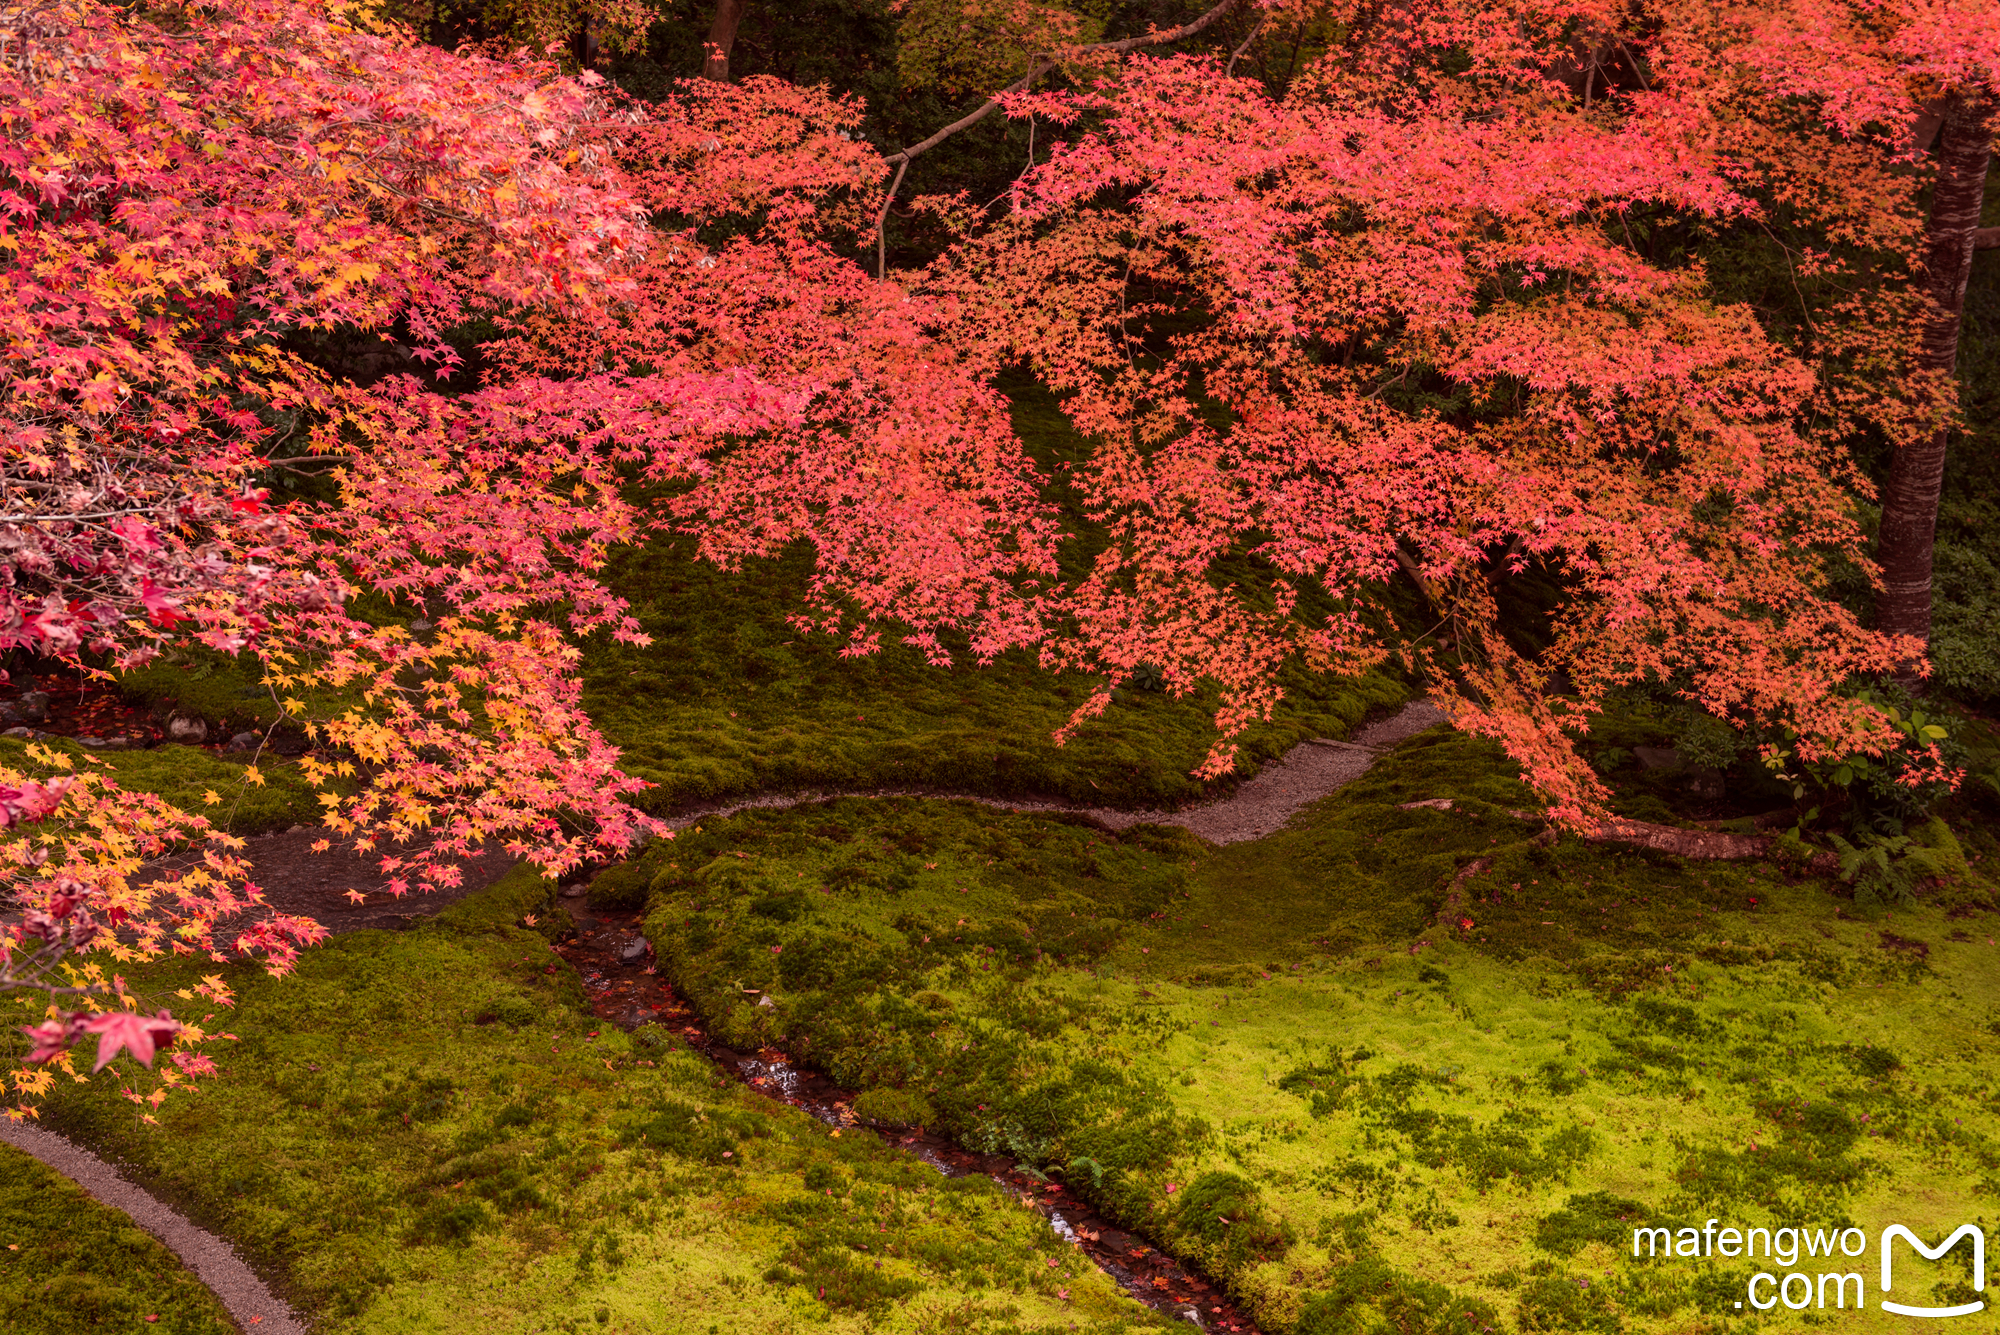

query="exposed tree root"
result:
[1397,800,1838,871]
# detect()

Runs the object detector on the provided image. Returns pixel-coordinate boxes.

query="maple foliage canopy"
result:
[522,0,1956,817]
[0,0,1980,1105]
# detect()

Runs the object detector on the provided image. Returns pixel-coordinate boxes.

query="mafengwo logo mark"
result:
[1632,1221,1984,1316]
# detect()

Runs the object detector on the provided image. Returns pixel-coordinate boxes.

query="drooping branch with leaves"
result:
[0,0,1978,1115]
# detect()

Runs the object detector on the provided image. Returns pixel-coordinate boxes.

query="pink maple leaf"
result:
[82,1010,181,1072]
[140,580,182,630]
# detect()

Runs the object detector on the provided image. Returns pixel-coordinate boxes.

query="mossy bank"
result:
[31,866,1175,1335]
[634,727,2000,1335]
[0,1145,234,1335]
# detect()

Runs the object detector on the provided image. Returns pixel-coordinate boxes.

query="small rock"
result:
[2,727,38,739]
[167,715,208,744]
[1180,1310,1203,1327]
[1688,766,1726,800]
[1632,745,1682,771]
[77,736,133,750]
[619,935,650,964]
[287,825,306,834]
[18,692,51,724]
[409,618,433,633]
[757,995,776,1009]
[560,885,587,898]
[0,703,19,723]
[223,731,259,753]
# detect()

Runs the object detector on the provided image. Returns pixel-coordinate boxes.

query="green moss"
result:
[1293,1241,1499,1335]
[0,736,323,834]
[634,726,2000,1335]
[26,869,1165,1334]
[582,535,1404,812]
[0,1145,235,1335]
[118,646,291,733]
[851,1088,936,1128]
[1533,1193,1653,1256]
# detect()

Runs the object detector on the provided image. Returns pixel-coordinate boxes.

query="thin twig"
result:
[873,0,1248,278]
[0,508,161,523]
[1754,218,1818,337]
[1613,36,1650,92]
[1226,15,1265,78]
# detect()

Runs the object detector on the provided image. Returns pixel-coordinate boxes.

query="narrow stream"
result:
[552,894,1263,1334]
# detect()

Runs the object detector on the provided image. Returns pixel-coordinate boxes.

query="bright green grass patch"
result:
[0,1144,234,1335]
[0,737,322,835]
[639,729,2000,1335]
[28,865,1169,1335]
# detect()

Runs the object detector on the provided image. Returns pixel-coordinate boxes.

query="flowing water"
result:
[554,896,1263,1333]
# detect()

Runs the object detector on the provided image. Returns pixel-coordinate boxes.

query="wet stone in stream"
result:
[554,896,1263,1333]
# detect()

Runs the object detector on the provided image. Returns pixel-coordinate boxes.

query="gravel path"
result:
[659,697,1450,845]
[0,1118,307,1333]
[15,695,1449,1330]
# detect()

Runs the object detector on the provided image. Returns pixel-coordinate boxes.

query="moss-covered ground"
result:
[577,381,1408,813]
[53,649,2000,1334]
[35,866,1171,1335]
[633,729,2000,1335]
[0,735,324,835]
[579,536,1403,813]
[52,376,2000,1334]
[0,1144,235,1334]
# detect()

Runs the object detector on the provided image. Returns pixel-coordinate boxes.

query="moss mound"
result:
[28,866,1168,1334]
[0,1145,235,1335]
[637,727,2000,1335]
[0,736,322,834]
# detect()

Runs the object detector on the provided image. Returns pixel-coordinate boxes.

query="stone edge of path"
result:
[0,1117,308,1334]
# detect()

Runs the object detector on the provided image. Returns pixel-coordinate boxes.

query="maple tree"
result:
[1768,0,2000,671]
[542,0,1953,822]
[0,0,702,1111]
[0,0,1980,1116]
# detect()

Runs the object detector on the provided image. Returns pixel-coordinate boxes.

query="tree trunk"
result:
[701,0,747,80]
[1873,94,1993,677]
[574,11,605,69]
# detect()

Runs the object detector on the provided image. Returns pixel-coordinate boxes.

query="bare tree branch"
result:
[873,0,1248,278]
[1226,14,1265,78]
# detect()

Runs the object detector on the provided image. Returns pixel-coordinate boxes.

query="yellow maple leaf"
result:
[201,789,220,806]
[242,765,265,787]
